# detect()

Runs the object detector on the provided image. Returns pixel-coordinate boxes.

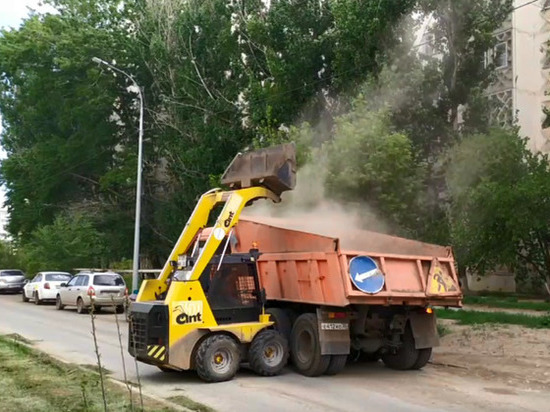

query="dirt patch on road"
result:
[434,320,550,390]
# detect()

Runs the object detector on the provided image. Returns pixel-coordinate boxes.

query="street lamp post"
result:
[92,57,144,294]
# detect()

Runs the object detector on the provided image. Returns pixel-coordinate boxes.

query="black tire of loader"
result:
[249,329,289,376]
[290,313,330,377]
[195,334,241,383]
[325,355,347,375]
[266,308,293,342]
[381,324,419,370]
[411,347,432,370]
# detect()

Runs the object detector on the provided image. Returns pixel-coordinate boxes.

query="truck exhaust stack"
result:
[221,143,296,196]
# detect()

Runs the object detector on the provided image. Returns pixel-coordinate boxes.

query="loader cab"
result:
[199,253,263,325]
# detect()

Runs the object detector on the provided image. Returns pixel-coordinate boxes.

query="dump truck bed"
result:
[226,217,462,308]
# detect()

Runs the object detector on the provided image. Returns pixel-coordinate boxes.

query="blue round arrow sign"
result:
[349,256,385,294]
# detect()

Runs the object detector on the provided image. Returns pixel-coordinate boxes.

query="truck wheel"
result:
[56,295,64,310]
[249,329,289,376]
[195,335,241,382]
[381,324,418,370]
[266,308,292,341]
[411,348,432,370]
[290,313,330,377]
[325,355,347,375]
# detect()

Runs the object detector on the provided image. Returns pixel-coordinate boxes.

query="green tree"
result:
[22,213,106,273]
[448,129,550,296]
[325,103,425,234]
[0,239,22,270]
[0,0,137,236]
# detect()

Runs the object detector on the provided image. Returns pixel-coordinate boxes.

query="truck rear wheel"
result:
[249,329,289,376]
[381,324,418,370]
[411,347,432,370]
[325,355,347,375]
[290,313,330,377]
[195,334,241,382]
[266,308,292,342]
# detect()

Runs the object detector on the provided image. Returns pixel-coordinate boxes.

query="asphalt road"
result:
[0,293,547,412]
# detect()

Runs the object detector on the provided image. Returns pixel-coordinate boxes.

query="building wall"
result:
[512,0,550,153]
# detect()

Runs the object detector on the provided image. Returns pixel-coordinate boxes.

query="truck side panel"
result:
[256,252,349,307]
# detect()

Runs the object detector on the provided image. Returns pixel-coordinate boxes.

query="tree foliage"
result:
[326,103,425,234]
[21,213,105,274]
[448,129,550,293]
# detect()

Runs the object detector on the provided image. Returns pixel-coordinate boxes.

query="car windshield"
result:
[93,274,125,286]
[0,270,24,277]
[45,274,71,281]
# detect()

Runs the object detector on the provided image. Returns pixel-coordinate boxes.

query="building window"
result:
[419,32,435,57]
[494,42,508,69]
[485,42,508,70]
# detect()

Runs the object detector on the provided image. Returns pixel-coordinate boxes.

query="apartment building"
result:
[488,0,550,153]
[418,0,550,153]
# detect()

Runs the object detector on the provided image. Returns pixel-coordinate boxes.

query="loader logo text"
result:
[224,211,235,227]
[173,301,203,325]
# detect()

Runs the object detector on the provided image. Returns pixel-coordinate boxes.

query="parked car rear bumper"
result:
[90,295,126,306]
[0,282,25,291]
[41,289,60,300]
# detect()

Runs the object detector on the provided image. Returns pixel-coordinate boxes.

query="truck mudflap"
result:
[316,308,351,355]
[409,312,440,349]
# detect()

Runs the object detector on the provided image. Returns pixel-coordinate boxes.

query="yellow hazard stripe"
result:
[147,345,159,356]
[147,345,167,360]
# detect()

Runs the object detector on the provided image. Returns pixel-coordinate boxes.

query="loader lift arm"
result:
[136,142,296,302]
[136,187,280,301]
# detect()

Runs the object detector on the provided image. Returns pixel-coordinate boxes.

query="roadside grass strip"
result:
[0,334,174,412]
[437,308,550,329]
[463,296,550,312]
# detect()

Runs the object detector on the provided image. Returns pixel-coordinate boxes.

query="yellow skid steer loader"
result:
[128,143,296,382]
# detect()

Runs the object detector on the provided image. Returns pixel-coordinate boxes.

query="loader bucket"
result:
[221,143,296,196]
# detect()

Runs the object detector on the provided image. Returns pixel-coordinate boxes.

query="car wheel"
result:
[116,305,125,314]
[22,290,29,303]
[34,291,42,305]
[56,295,65,310]
[76,298,88,314]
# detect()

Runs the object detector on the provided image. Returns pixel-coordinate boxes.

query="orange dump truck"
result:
[198,215,462,375]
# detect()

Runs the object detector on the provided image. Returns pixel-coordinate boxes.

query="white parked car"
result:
[22,271,73,304]
[56,271,127,314]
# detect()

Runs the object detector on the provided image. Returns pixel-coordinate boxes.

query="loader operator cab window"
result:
[200,258,262,324]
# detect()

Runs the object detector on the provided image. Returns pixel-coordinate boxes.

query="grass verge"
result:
[463,295,550,312]
[0,334,174,412]
[436,309,550,329]
[168,396,215,412]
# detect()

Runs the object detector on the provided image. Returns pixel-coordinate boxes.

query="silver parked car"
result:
[0,269,26,293]
[56,271,127,314]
